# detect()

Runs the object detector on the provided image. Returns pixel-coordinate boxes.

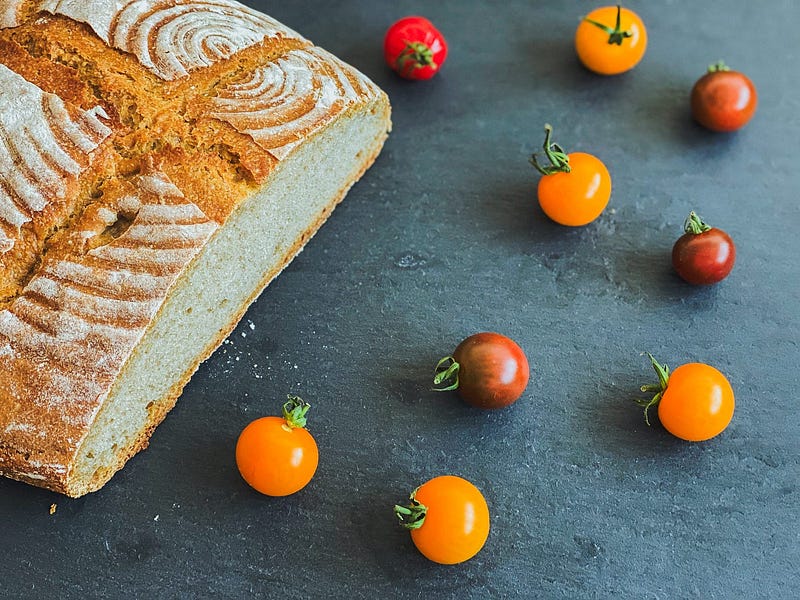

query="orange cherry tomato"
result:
[235,396,319,496]
[575,5,647,75]
[394,475,490,565]
[639,355,735,442]
[530,124,611,226]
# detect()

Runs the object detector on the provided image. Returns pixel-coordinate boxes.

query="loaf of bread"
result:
[0,0,391,497]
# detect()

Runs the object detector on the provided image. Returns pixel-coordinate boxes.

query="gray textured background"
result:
[2,1,798,598]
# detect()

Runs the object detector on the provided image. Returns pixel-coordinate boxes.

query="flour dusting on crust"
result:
[0,0,22,27]
[38,0,305,80]
[210,47,381,160]
[0,64,111,253]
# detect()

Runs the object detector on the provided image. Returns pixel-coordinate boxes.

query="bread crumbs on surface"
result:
[49,503,57,515]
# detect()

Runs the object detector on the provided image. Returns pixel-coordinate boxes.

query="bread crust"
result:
[0,1,390,495]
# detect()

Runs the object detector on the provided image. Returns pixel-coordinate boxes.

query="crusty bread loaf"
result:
[0,0,391,497]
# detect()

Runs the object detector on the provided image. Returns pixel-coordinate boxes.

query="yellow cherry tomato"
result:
[235,396,319,496]
[395,475,490,565]
[658,363,735,442]
[530,124,611,226]
[575,5,647,75]
[640,355,735,442]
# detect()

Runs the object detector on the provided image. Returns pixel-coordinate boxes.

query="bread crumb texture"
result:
[0,0,387,493]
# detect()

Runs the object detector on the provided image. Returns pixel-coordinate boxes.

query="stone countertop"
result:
[2,1,798,598]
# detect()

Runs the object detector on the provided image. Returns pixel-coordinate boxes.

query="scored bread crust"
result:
[0,0,391,496]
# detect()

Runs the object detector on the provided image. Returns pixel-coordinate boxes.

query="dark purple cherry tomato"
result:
[433,332,529,409]
[691,61,757,132]
[672,211,736,285]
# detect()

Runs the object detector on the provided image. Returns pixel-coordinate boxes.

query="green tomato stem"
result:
[634,354,671,426]
[648,353,670,390]
[395,41,436,75]
[432,355,460,391]
[394,488,428,530]
[282,395,311,429]
[683,211,712,235]
[529,124,571,176]
[584,4,633,46]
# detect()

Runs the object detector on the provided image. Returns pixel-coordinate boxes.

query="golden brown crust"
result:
[0,37,97,109]
[0,1,390,495]
[0,65,117,303]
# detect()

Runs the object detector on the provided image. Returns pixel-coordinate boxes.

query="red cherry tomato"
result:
[384,16,448,80]
[394,475,490,564]
[434,332,529,409]
[530,124,611,226]
[672,211,736,285]
[235,396,319,496]
[691,61,757,132]
[638,354,735,442]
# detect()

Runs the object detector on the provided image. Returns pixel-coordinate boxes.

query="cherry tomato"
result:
[691,61,757,132]
[672,211,736,285]
[433,332,529,409]
[529,124,611,226]
[575,5,647,75]
[638,354,735,442]
[235,396,319,496]
[384,16,448,80]
[394,475,490,565]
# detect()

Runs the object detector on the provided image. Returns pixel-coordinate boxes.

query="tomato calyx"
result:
[395,41,436,76]
[636,353,670,426]
[282,395,311,429]
[583,4,632,46]
[432,356,460,391]
[707,60,731,74]
[394,488,428,530]
[529,124,571,175]
[683,211,712,235]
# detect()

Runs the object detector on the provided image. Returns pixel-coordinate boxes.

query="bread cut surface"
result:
[0,0,390,496]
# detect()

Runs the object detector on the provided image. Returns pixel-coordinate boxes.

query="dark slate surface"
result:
[2,1,798,598]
